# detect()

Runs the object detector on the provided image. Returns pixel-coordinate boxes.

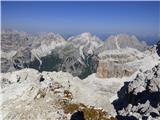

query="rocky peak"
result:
[96,34,148,53]
[68,32,101,42]
[113,63,160,120]
[80,32,92,38]
[68,32,103,55]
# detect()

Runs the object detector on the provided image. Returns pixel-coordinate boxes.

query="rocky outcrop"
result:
[0,68,122,119]
[96,48,144,78]
[113,64,160,120]
[96,62,108,78]
[156,41,160,56]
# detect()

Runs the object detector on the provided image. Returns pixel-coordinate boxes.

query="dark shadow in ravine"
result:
[112,81,160,120]
[112,81,130,112]
[70,111,85,120]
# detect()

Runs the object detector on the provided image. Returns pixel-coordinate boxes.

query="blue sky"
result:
[1,1,160,37]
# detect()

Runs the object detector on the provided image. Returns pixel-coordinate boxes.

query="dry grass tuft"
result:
[63,103,117,120]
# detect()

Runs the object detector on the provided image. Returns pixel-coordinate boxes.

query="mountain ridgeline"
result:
[1,30,152,79]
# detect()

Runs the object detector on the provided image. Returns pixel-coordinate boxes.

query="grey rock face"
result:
[1,31,100,79]
[1,31,66,73]
[68,32,103,55]
[97,34,148,53]
[96,48,144,78]
[1,30,30,52]
[113,64,160,120]
[1,30,33,72]
[1,69,118,119]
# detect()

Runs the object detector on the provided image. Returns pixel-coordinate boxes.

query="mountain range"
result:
[1,30,150,79]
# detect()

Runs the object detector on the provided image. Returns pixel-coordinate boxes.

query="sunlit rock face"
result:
[96,34,148,54]
[68,32,103,55]
[96,48,144,78]
[95,34,150,79]
[96,62,108,78]
[0,68,120,120]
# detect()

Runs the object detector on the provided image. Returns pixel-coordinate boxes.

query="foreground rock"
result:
[113,64,160,120]
[1,68,121,120]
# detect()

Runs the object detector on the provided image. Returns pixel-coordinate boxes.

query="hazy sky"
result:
[2,1,160,36]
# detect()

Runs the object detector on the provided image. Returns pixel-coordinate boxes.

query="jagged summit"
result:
[68,32,93,40]
[68,32,103,55]
[79,32,92,38]
[68,32,103,45]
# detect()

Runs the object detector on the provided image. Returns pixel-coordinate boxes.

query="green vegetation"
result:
[25,53,63,72]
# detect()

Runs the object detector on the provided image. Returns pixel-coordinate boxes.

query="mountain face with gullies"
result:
[1,30,151,79]
[1,31,101,79]
[1,30,149,79]
[68,32,103,55]
[1,30,66,73]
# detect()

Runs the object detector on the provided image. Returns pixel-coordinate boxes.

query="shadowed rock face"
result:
[113,64,160,120]
[157,41,160,56]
